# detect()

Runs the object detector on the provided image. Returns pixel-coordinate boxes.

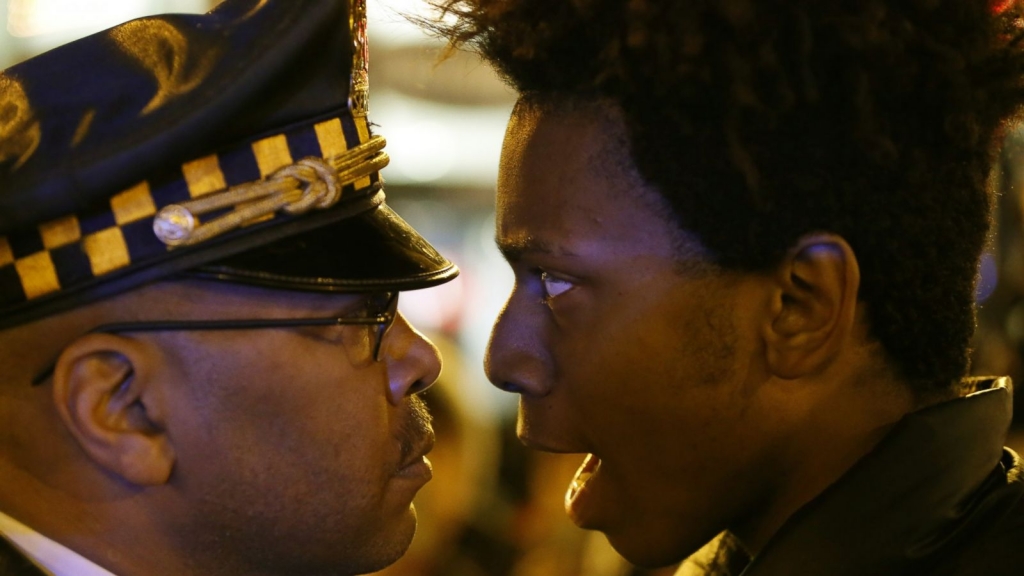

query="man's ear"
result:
[762,233,861,379]
[50,334,175,486]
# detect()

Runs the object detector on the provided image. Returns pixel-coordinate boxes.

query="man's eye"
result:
[540,272,575,300]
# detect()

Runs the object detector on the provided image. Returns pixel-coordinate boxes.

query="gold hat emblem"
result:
[349,0,369,117]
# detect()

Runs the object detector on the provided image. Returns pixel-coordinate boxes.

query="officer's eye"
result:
[540,271,575,301]
[343,292,392,319]
[364,292,393,316]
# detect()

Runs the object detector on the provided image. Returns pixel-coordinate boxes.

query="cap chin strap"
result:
[152,135,389,247]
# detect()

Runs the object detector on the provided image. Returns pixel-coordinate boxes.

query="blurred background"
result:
[3,1,1023,575]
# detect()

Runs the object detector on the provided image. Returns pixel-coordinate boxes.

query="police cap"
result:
[0,0,458,329]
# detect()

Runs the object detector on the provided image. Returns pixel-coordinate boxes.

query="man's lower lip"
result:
[565,454,602,527]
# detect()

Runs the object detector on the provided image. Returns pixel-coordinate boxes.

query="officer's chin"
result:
[352,507,419,575]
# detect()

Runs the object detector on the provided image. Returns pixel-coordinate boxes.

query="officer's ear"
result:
[50,334,175,486]
[761,233,861,379]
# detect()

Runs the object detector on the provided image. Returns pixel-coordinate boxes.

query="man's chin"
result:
[602,525,707,570]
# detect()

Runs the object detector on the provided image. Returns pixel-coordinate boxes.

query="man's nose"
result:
[383,313,442,405]
[484,294,552,397]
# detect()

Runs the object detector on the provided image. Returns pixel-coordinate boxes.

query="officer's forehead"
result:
[133,279,366,313]
[77,281,370,321]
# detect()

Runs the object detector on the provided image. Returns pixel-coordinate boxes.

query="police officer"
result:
[0,1,456,575]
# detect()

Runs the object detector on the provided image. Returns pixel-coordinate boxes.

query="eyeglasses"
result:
[30,292,399,387]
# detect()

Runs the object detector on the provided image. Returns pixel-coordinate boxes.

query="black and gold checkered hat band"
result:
[0,113,383,328]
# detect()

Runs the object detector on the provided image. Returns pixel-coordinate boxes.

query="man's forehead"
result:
[501,108,646,213]
[494,234,582,262]
[508,99,629,156]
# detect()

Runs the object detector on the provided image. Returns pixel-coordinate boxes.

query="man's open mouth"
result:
[565,453,601,514]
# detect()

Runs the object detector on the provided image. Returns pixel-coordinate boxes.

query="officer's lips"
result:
[394,397,435,487]
[395,429,435,484]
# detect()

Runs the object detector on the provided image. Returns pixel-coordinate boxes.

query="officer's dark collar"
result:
[733,377,1016,576]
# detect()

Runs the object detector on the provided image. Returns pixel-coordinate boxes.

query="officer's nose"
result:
[484,291,552,397]
[383,312,442,405]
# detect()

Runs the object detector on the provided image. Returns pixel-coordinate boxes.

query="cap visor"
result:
[187,202,458,292]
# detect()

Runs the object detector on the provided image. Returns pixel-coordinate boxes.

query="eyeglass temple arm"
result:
[29,314,393,387]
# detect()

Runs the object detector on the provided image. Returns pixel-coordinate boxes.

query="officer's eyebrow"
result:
[495,236,580,262]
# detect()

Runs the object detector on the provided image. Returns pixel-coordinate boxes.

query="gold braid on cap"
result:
[152,135,388,247]
[349,0,369,117]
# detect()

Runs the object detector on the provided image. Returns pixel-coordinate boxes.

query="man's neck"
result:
[731,374,917,555]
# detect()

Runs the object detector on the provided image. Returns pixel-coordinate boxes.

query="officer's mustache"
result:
[398,395,434,464]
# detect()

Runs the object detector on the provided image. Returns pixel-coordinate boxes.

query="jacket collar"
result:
[742,377,1016,575]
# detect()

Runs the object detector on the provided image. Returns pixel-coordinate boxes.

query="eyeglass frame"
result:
[30,291,399,387]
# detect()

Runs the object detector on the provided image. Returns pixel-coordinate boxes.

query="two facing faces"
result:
[118,100,833,573]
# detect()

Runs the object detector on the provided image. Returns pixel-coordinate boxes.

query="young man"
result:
[431,0,1024,574]
[0,1,457,575]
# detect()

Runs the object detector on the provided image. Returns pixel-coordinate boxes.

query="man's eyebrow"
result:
[495,236,579,261]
